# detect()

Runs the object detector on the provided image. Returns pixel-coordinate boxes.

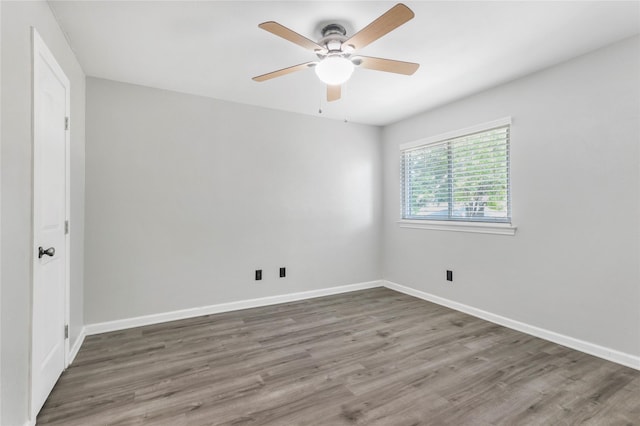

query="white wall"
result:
[1,2,85,424]
[84,78,381,324]
[382,36,640,358]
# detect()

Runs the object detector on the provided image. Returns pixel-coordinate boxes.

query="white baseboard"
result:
[78,278,638,371]
[383,280,640,371]
[68,327,86,365]
[85,280,383,336]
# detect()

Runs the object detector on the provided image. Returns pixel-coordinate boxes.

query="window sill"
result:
[397,219,517,236]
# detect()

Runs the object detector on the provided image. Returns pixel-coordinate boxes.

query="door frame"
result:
[30,27,71,421]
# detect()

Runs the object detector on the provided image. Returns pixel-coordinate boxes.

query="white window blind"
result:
[401,123,511,223]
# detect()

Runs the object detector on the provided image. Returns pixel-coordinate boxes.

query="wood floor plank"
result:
[38,288,640,425]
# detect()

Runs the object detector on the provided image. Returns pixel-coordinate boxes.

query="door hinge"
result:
[64,325,69,339]
[65,116,69,131]
[65,220,69,235]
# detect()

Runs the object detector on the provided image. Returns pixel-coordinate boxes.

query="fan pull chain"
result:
[318,87,323,114]
[343,82,348,123]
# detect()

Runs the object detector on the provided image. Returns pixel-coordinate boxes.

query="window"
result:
[401,118,511,224]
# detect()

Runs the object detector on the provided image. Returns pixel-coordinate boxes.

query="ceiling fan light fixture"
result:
[254,3,419,102]
[315,56,354,85]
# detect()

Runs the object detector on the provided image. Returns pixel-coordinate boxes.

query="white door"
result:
[31,28,70,420]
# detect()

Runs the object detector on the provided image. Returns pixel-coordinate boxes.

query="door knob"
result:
[38,246,55,259]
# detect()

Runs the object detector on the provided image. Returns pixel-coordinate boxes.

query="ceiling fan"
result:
[252,3,420,102]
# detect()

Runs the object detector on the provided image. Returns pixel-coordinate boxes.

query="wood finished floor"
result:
[38,288,640,425]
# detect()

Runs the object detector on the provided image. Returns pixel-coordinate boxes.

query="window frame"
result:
[398,117,517,236]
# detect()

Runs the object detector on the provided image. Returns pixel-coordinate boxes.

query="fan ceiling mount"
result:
[252,3,420,102]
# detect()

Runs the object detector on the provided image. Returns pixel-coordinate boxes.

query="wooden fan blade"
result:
[327,85,341,102]
[252,62,316,82]
[343,4,414,50]
[357,56,419,75]
[259,21,325,51]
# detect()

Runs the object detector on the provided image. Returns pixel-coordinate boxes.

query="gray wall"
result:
[382,36,640,357]
[84,78,382,324]
[1,2,85,425]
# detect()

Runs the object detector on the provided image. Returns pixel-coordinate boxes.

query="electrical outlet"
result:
[279,267,286,278]
[255,269,262,281]
[446,270,453,282]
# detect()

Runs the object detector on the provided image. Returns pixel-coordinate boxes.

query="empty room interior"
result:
[2,0,640,425]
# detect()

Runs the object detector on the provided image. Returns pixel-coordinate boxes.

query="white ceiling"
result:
[49,1,640,126]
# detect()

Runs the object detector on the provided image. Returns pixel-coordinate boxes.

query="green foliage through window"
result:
[401,125,511,223]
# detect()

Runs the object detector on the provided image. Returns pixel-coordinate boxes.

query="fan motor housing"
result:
[318,23,349,57]
[321,23,346,37]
